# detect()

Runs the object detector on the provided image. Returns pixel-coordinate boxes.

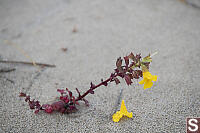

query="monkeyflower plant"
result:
[19,52,157,114]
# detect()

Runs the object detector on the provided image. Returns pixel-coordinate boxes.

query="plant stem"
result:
[75,73,119,101]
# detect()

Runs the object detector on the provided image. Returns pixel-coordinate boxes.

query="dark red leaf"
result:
[65,99,69,104]
[130,62,135,67]
[25,96,30,102]
[110,73,115,78]
[51,101,65,111]
[124,56,129,66]
[73,96,80,105]
[75,101,80,105]
[124,74,132,85]
[76,88,81,97]
[60,96,68,102]
[68,91,73,98]
[72,96,76,104]
[128,52,136,61]
[35,101,41,108]
[57,89,66,95]
[116,57,124,73]
[90,82,95,89]
[136,70,143,77]
[114,68,119,73]
[69,105,77,111]
[59,108,66,113]
[132,70,142,79]
[102,81,108,86]
[60,96,64,100]
[89,89,94,94]
[34,109,40,114]
[42,104,49,108]
[114,77,120,84]
[29,102,35,109]
[44,104,53,113]
[128,74,133,79]
[19,92,26,97]
[135,54,141,62]
[116,57,122,68]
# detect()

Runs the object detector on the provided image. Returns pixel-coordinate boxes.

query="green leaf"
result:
[141,63,149,72]
[141,54,152,63]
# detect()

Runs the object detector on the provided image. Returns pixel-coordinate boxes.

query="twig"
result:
[0,60,56,68]
[187,1,200,10]
[0,75,14,84]
[179,0,200,10]
[0,68,16,73]
[4,40,38,67]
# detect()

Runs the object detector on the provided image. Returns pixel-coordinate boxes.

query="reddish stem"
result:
[75,73,119,101]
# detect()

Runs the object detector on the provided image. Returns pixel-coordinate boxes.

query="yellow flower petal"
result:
[139,79,145,84]
[112,112,121,122]
[112,100,132,122]
[140,71,157,89]
[144,80,153,89]
[152,75,157,81]
[143,72,148,77]
[125,112,133,118]
[143,72,151,79]
[146,74,152,80]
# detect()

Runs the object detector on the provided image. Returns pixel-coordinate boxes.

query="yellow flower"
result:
[139,71,157,89]
[112,100,133,122]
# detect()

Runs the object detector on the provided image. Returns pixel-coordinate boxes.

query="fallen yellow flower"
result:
[139,71,157,89]
[112,100,133,122]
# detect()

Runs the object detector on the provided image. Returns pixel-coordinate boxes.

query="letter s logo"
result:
[188,119,198,132]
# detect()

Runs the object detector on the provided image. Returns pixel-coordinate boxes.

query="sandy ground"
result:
[0,0,200,132]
